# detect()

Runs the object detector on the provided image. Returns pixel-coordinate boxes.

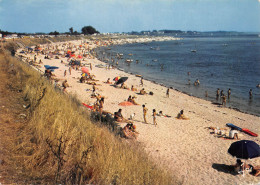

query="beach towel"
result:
[118,101,134,106]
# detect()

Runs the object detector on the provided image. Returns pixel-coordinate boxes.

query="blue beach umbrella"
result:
[44,65,59,70]
[228,140,260,159]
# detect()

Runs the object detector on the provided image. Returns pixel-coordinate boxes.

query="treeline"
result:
[0,25,99,37]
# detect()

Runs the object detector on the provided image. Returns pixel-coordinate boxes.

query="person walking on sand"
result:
[153,109,157,126]
[64,70,67,77]
[140,77,143,86]
[69,67,72,75]
[166,88,169,98]
[143,104,148,123]
[90,63,92,70]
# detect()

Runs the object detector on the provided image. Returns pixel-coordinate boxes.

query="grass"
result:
[0,40,178,184]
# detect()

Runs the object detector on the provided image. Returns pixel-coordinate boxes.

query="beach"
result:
[17,37,260,185]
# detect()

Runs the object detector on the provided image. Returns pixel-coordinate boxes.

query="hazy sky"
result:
[0,0,260,33]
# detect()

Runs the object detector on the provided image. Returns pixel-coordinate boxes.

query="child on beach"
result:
[166,88,169,97]
[153,109,157,126]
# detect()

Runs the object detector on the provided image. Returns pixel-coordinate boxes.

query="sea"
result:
[96,35,260,116]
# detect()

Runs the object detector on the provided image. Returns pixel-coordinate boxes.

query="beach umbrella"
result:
[228,140,260,159]
[81,67,89,74]
[116,77,128,85]
[119,101,133,106]
[113,76,121,81]
[44,65,59,70]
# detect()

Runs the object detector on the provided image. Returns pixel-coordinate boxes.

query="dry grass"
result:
[0,44,177,184]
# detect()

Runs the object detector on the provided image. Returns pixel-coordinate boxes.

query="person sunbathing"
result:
[157,111,171,117]
[176,110,189,120]
[122,123,138,139]
[250,165,260,176]
[229,128,239,140]
[232,159,251,174]
[131,85,137,91]
[114,109,124,122]
[114,109,132,123]
[105,78,112,84]
[140,88,147,95]
[127,96,139,105]
[120,83,129,90]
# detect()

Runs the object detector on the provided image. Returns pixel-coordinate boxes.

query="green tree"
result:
[49,31,60,36]
[81,26,99,35]
[69,27,74,35]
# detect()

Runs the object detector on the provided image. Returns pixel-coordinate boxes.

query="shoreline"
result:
[99,52,260,118]
[16,37,260,185]
[96,38,260,117]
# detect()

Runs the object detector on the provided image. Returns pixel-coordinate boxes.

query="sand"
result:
[18,37,260,185]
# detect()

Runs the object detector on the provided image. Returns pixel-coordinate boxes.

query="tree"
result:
[69,27,73,35]
[81,26,99,35]
[49,31,60,36]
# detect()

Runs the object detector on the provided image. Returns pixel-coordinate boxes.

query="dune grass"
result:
[0,43,177,184]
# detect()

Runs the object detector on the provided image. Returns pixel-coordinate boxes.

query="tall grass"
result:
[1,45,177,184]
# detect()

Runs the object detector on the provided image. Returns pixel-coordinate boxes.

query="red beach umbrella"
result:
[81,67,89,74]
[113,76,121,81]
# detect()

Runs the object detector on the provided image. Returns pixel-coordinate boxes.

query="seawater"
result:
[97,36,260,116]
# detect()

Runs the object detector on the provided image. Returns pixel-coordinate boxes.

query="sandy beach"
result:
[17,37,260,185]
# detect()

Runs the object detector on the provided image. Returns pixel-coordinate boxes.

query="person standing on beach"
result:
[143,104,148,123]
[92,84,96,93]
[64,70,67,77]
[216,88,220,100]
[221,94,226,106]
[140,77,143,86]
[249,89,253,99]
[166,88,169,98]
[69,67,72,75]
[205,91,208,97]
[220,90,224,97]
[153,109,157,126]
[90,63,92,70]
[228,88,231,99]
[99,97,104,114]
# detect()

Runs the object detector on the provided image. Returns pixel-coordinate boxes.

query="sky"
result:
[0,0,260,33]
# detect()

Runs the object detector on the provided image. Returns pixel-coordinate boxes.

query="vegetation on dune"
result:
[0,42,177,184]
